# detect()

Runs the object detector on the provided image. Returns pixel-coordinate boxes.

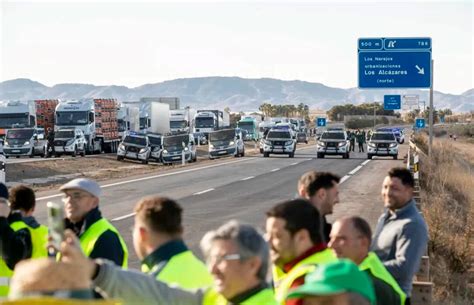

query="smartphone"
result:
[47,201,64,250]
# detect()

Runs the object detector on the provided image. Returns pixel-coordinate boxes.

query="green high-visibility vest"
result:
[202,287,278,305]
[274,248,336,304]
[79,218,128,268]
[141,250,213,290]
[359,252,406,305]
[0,221,48,298]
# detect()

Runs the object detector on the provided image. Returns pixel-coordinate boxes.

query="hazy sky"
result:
[1,0,472,94]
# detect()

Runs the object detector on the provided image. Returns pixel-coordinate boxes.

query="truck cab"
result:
[161,133,196,164]
[53,128,86,157]
[117,132,151,164]
[208,129,245,159]
[262,129,296,158]
[3,128,46,158]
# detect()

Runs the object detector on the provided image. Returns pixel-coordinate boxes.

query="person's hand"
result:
[0,202,9,218]
[59,229,97,279]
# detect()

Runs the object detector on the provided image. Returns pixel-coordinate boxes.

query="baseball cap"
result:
[59,178,101,198]
[287,260,376,305]
[0,183,8,200]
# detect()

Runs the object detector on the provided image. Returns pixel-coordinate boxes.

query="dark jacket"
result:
[365,271,401,305]
[322,216,332,244]
[0,212,41,269]
[65,207,124,266]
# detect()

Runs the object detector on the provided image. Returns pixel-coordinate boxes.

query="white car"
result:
[317,130,350,159]
[117,132,151,164]
[262,129,296,158]
[53,128,86,157]
[367,132,399,160]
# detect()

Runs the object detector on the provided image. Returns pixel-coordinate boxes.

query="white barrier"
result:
[0,155,5,184]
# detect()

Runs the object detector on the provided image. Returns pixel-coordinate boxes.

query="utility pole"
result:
[429,59,434,157]
[373,102,377,129]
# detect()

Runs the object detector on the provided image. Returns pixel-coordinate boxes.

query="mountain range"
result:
[0,77,472,112]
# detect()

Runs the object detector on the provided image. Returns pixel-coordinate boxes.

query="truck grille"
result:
[54,140,66,146]
[272,141,285,146]
[126,146,139,153]
[377,143,389,148]
[327,142,337,147]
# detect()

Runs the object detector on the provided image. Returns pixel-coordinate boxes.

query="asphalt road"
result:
[33,145,390,268]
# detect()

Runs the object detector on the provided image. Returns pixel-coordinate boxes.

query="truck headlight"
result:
[338,141,346,147]
[389,143,398,148]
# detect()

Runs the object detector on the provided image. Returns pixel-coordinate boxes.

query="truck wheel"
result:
[263,152,269,158]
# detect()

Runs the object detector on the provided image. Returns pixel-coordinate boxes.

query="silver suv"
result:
[367,132,399,160]
[317,131,350,159]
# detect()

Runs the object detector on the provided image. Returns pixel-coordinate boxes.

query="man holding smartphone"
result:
[0,184,49,298]
[59,178,128,268]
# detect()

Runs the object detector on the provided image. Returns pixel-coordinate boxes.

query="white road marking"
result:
[348,166,363,175]
[193,188,215,195]
[111,212,136,222]
[241,176,255,181]
[362,160,371,166]
[290,162,299,165]
[37,157,256,201]
[340,175,351,184]
[270,168,280,172]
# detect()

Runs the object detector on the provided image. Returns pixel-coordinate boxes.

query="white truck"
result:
[0,100,36,139]
[193,109,230,138]
[55,99,121,154]
[149,102,171,135]
[117,103,140,137]
[170,108,196,133]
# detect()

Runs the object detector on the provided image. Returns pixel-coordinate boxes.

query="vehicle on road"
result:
[208,128,245,159]
[237,116,259,141]
[53,128,86,157]
[296,132,308,144]
[117,132,151,164]
[367,132,399,160]
[147,133,163,162]
[161,133,197,164]
[262,129,296,158]
[170,108,196,134]
[3,128,46,158]
[193,109,230,139]
[376,127,405,144]
[317,130,350,159]
[191,132,208,145]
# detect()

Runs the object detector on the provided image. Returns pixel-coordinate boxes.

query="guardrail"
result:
[407,140,433,305]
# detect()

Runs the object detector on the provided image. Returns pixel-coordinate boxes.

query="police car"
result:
[367,131,399,160]
[117,131,151,164]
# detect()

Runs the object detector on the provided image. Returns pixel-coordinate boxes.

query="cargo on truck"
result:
[140,97,180,111]
[55,98,121,154]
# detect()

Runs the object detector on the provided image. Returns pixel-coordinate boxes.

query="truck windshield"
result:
[170,120,187,129]
[0,114,33,128]
[321,132,345,140]
[139,118,149,130]
[56,111,88,126]
[163,135,189,148]
[118,119,127,132]
[210,130,235,142]
[267,131,291,139]
[371,133,395,141]
[55,130,75,138]
[124,136,147,146]
[196,117,214,128]
[238,122,254,133]
[6,129,34,139]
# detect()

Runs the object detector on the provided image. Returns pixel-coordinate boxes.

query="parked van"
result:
[3,128,46,158]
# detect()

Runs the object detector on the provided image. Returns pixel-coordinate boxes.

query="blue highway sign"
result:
[384,95,401,110]
[415,118,426,128]
[317,118,327,127]
[358,37,432,89]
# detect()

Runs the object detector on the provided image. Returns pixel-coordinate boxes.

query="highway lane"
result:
[33,146,374,268]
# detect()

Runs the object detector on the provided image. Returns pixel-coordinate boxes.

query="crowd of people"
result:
[0,166,428,305]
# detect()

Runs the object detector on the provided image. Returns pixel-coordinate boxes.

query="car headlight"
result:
[139,148,148,154]
[162,149,168,154]
[368,142,376,148]
[338,141,346,147]
[389,143,398,148]
[285,140,293,146]
[24,141,30,146]
[229,141,235,146]
[184,147,189,151]
[119,144,125,151]
[317,141,326,147]
[66,139,75,146]
[264,140,272,145]
[209,144,214,149]
[4,141,8,146]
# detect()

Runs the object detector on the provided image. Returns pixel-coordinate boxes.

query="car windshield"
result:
[163,135,189,148]
[6,129,34,139]
[321,132,345,140]
[210,130,235,142]
[148,136,162,146]
[55,130,75,138]
[56,111,88,126]
[267,131,291,139]
[196,117,215,128]
[371,133,395,141]
[124,135,147,146]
